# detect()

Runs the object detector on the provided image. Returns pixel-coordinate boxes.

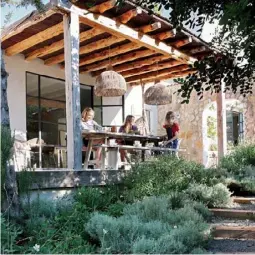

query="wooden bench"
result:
[96,144,186,170]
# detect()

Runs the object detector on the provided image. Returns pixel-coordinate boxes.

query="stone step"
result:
[210,209,255,220]
[212,225,255,240]
[233,197,255,204]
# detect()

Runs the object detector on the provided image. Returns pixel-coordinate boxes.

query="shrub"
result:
[185,183,232,208]
[123,156,212,199]
[85,196,210,254]
[73,185,124,212]
[20,197,96,254]
[219,144,255,175]
[1,214,21,254]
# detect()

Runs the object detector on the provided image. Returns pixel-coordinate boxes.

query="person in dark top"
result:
[118,115,139,163]
[163,111,180,152]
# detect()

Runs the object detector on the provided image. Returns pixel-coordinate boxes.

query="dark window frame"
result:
[26,72,125,143]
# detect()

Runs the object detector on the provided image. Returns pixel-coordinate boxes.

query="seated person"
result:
[81,107,103,167]
[118,115,139,163]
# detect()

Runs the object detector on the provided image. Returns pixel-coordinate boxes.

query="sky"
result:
[1,1,217,42]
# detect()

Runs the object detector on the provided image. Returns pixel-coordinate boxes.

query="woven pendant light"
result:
[144,83,172,105]
[144,62,172,105]
[94,46,127,97]
[94,69,127,97]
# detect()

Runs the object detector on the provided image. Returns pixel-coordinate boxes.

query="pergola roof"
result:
[1,0,214,85]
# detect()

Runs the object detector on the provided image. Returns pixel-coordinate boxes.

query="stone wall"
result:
[157,84,255,164]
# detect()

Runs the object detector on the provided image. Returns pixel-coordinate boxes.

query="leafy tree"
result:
[1,0,45,217]
[124,0,255,103]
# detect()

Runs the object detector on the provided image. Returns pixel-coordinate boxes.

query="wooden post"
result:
[64,13,82,170]
[216,81,227,160]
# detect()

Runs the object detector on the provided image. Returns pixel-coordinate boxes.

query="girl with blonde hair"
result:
[81,107,102,167]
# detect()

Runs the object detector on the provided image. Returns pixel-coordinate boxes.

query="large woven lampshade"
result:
[144,83,172,105]
[94,70,127,97]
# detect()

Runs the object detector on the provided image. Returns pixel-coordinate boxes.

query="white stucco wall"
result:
[4,54,158,136]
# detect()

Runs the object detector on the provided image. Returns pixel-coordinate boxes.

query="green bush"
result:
[218,144,255,193]
[1,214,22,254]
[219,144,255,175]
[19,197,96,254]
[85,196,210,254]
[185,183,232,208]
[1,126,14,200]
[124,156,212,199]
[73,185,124,212]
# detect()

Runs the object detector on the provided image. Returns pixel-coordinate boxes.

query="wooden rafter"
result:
[171,37,192,48]
[81,49,154,72]
[126,64,190,82]
[120,59,182,78]
[45,35,124,65]
[129,69,197,85]
[116,8,142,24]
[154,29,176,40]
[52,0,196,64]
[92,54,171,76]
[5,22,63,56]
[78,22,165,70]
[138,22,161,33]
[63,42,140,69]
[88,0,116,13]
[25,27,102,61]
[1,9,55,42]
[185,46,207,55]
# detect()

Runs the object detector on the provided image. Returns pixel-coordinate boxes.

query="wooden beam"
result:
[25,27,102,61]
[126,64,190,82]
[171,37,192,48]
[138,22,161,33]
[82,49,154,72]
[51,0,196,64]
[92,54,171,76]
[129,69,196,85]
[89,0,116,13]
[64,42,140,70]
[45,35,124,65]
[116,8,142,24]
[1,9,55,42]
[78,23,164,70]
[27,97,65,109]
[63,13,82,169]
[154,29,176,40]
[217,80,227,160]
[185,46,207,55]
[5,22,63,56]
[120,59,182,78]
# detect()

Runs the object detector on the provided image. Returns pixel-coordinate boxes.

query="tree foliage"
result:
[125,0,255,102]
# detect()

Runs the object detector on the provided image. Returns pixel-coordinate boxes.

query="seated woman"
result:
[163,111,180,154]
[81,107,103,167]
[118,115,139,163]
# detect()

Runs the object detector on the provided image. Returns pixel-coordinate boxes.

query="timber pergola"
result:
[1,0,226,169]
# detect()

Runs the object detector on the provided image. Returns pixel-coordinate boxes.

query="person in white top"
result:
[81,107,103,168]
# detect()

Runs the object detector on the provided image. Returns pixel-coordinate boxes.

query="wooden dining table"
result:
[82,130,164,169]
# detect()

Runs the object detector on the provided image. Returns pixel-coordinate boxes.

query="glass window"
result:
[80,85,92,112]
[40,76,66,101]
[26,73,39,97]
[26,73,93,146]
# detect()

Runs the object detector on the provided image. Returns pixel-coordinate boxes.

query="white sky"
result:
[1,1,217,42]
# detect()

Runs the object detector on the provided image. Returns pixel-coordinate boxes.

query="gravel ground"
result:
[207,239,255,253]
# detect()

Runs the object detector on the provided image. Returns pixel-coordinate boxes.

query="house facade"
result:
[157,83,255,166]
